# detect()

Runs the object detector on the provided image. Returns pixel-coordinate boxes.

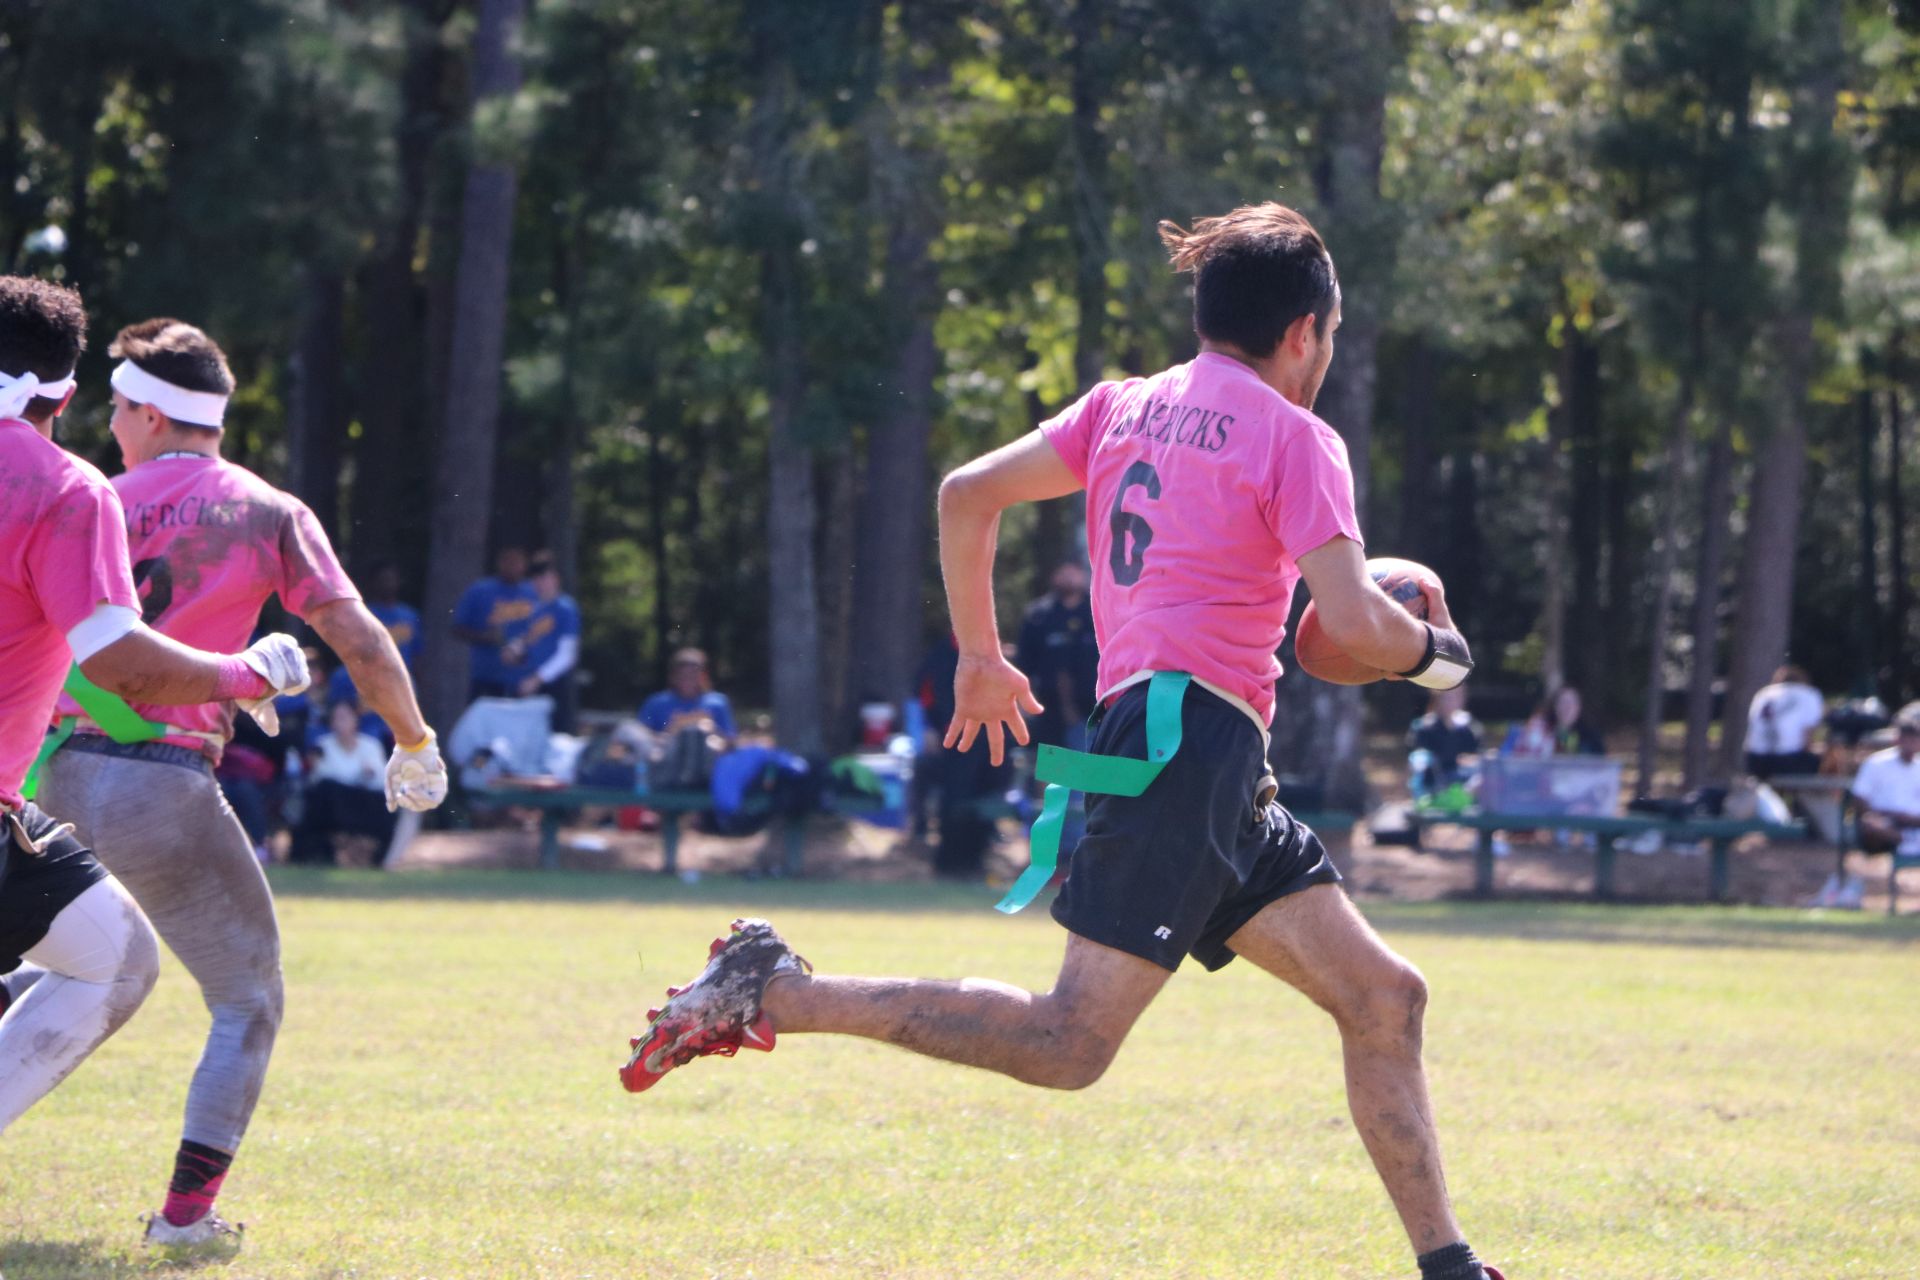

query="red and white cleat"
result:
[619,917,811,1093]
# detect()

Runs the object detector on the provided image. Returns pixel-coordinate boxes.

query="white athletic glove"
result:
[235,633,311,737]
[386,730,449,813]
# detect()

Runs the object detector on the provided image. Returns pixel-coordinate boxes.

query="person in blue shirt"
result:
[365,562,422,669]
[451,546,538,700]
[640,648,736,745]
[503,552,582,730]
[329,562,420,740]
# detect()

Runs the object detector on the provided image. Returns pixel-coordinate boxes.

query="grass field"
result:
[3,869,1917,1279]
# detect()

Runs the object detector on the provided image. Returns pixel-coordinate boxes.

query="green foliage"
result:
[4,0,1918,716]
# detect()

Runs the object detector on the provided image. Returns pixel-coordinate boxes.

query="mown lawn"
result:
[3,869,1916,1279]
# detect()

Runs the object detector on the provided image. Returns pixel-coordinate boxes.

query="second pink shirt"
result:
[56,454,359,752]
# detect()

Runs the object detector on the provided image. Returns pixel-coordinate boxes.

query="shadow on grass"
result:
[264,867,1920,951]
[265,864,1007,915]
[0,1236,134,1278]
[1368,897,1920,951]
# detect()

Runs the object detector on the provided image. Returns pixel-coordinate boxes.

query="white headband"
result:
[111,359,228,428]
[0,367,77,422]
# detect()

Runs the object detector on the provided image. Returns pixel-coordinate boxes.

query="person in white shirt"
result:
[1853,714,1920,859]
[291,701,395,865]
[1743,665,1826,780]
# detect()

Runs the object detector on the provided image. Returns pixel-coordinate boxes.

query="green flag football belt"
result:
[996,670,1192,914]
[20,666,168,803]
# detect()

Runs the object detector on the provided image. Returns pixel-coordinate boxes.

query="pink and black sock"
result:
[162,1140,233,1227]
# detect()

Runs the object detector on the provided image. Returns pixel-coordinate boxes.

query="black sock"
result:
[1418,1241,1486,1280]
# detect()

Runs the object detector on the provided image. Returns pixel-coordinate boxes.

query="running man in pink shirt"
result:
[15,316,448,1259]
[0,277,309,1151]
[623,205,1500,1280]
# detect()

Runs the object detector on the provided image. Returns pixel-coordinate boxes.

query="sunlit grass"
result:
[3,870,1916,1278]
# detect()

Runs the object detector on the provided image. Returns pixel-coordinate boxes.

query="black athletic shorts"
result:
[1050,680,1341,972]
[0,801,109,974]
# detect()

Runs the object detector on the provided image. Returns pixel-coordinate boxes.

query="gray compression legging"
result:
[28,747,284,1153]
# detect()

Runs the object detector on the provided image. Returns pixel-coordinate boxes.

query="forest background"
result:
[4,0,1916,805]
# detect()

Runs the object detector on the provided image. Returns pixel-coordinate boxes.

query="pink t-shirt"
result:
[0,419,140,809]
[56,454,358,750]
[1040,353,1362,725]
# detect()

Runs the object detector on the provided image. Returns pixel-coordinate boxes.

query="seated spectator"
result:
[290,700,397,865]
[1409,684,1481,797]
[452,545,538,700]
[1852,712,1920,859]
[1743,664,1825,780]
[641,648,736,790]
[503,551,582,729]
[1502,686,1603,757]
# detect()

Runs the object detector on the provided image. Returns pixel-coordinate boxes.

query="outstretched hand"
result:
[944,653,1044,766]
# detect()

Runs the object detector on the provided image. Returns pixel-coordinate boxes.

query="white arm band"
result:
[535,635,579,685]
[66,604,142,664]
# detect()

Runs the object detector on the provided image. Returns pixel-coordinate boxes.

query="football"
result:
[1292,557,1438,685]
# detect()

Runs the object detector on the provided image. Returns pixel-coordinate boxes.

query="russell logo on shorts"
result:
[1153,925,1172,940]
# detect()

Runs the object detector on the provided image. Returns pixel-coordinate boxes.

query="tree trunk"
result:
[543,229,582,585]
[1682,422,1733,786]
[1445,446,1483,632]
[1889,380,1911,705]
[1282,0,1394,810]
[1538,347,1572,696]
[1032,0,1106,583]
[1563,328,1604,698]
[648,413,672,681]
[1601,423,1636,717]
[763,247,824,755]
[1855,388,1881,695]
[753,59,825,757]
[417,0,527,731]
[1395,338,1439,555]
[1636,355,1700,797]
[850,32,942,715]
[350,0,448,584]
[1717,0,1850,777]
[818,442,859,753]
[286,268,347,542]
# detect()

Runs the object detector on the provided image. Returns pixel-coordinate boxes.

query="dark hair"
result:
[0,276,87,421]
[109,317,235,397]
[529,551,558,577]
[1158,203,1338,359]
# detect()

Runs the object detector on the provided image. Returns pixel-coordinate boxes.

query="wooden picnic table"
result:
[480,784,798,874]
[1433,810,1805,901]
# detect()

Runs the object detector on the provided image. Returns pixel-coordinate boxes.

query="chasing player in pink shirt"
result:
[622,204,1501,1280]
[13,316,448,1259]
[0,276,309,1159]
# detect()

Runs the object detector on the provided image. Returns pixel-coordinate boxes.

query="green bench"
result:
[1431,811,1805,901]
[479,785,798,875]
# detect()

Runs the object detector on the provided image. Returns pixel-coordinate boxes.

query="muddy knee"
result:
[106,919,161,1031]
[1021,1017,1122,1091]
[1335,961,1428,1049]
